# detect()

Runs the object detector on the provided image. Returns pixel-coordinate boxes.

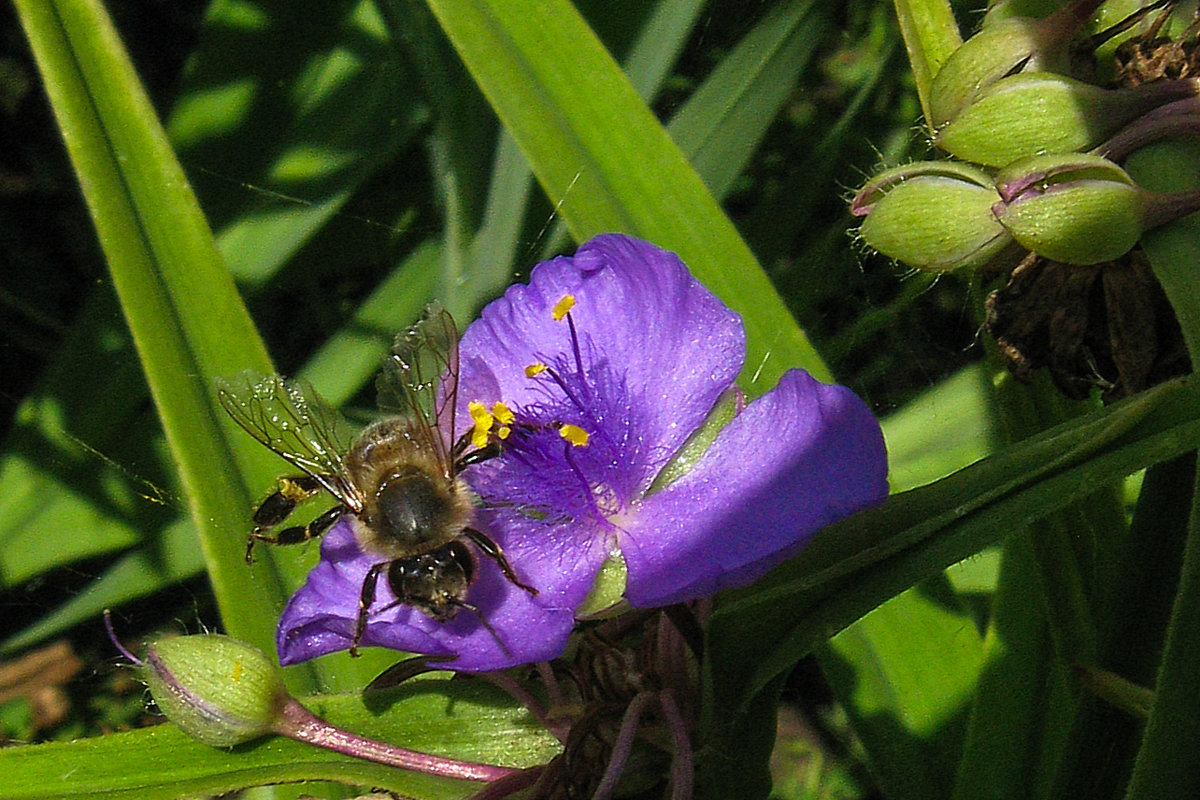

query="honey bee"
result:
[216,303,537,655]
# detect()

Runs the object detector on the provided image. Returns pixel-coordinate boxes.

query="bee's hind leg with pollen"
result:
[246,475,345,562]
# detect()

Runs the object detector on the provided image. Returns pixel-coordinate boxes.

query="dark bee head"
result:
[386,541,475,622]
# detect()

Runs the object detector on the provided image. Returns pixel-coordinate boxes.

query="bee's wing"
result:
[377,302,459,473]
[216,371,363,508]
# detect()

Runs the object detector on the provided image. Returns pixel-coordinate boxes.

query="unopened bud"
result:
[142,634,287,747]
[993,153,1145,264]
[852,161,1014,272]
[936,73,1200,167]
[929,0,1106,128]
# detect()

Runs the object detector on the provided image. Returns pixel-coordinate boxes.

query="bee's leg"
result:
[463,528,538,596]
[247,475,323,546]
[454,438,500,470]
[351,562,389,658]
[246,499,345,563]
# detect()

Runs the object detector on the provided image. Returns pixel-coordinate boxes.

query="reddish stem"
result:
[274,696,519,783]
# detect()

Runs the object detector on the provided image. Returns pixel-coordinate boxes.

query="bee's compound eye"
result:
[377,470,447,546]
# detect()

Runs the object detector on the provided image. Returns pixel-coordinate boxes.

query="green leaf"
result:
[0,289,172,588]
[668,0,828,201]
[820,577,985,800]
[1122,468,1200,800]
[1120,137,1200,800]
[421,0,830,389]
[1,519,201,655]
[884,363,997,492]
[892,0,963,120]
[0,679,559,800]
[1046,459,1191,798]
[706,373,1200,723]
[950,530,1075,800]
[10,0,336,692]
[172,0,431,288]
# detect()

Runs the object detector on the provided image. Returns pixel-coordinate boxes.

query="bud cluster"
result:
[852,1,1200,271]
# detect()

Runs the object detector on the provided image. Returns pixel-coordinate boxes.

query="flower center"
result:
[466,295,642,529]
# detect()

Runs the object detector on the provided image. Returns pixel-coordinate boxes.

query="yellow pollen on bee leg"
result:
[559,424,589,447]
[552,294,576,321]
[525,362,548,378]
[468,400,494,449]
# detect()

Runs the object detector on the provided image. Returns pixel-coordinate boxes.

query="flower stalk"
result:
[126,627,521,783]
[273,696,519,782]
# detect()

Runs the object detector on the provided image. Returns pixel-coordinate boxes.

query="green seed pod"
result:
[853,161,1014,272]
[142,634,288,747]
[935,73,1200,167]
[994,153,1145,264]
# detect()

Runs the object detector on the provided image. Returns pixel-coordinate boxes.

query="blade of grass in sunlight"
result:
[0,679,559,800]
[421,0,831,389]
[171,0,431,289]
[0,290,171,588]
[707,371,1200,723]
[10,0,331,693]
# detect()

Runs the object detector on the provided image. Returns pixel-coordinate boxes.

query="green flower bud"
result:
[929,0,1106,128]
[143,634,287,747]
[993,153,1145,264]
[852,161,1014,272]
[935,73,1200,167]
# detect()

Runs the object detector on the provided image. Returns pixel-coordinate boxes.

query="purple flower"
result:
[277,234,888,671]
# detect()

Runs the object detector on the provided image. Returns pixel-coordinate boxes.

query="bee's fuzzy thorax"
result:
[344,417,474,559]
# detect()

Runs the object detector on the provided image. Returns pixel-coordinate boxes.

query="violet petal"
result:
[619,369,888,607]
[276,521,576,671]
[457,234,744,488]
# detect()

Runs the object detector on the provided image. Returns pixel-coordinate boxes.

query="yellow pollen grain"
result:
[552,294,576,321]
[559,424,589,447]
[525,362,548,378]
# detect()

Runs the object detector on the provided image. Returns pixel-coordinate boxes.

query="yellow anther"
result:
[552,294,576,321]
[468,401,494,449]
[492,402,515,426]
[525,362,548,378]
[497,426,512,440]
[558,424,589,447]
